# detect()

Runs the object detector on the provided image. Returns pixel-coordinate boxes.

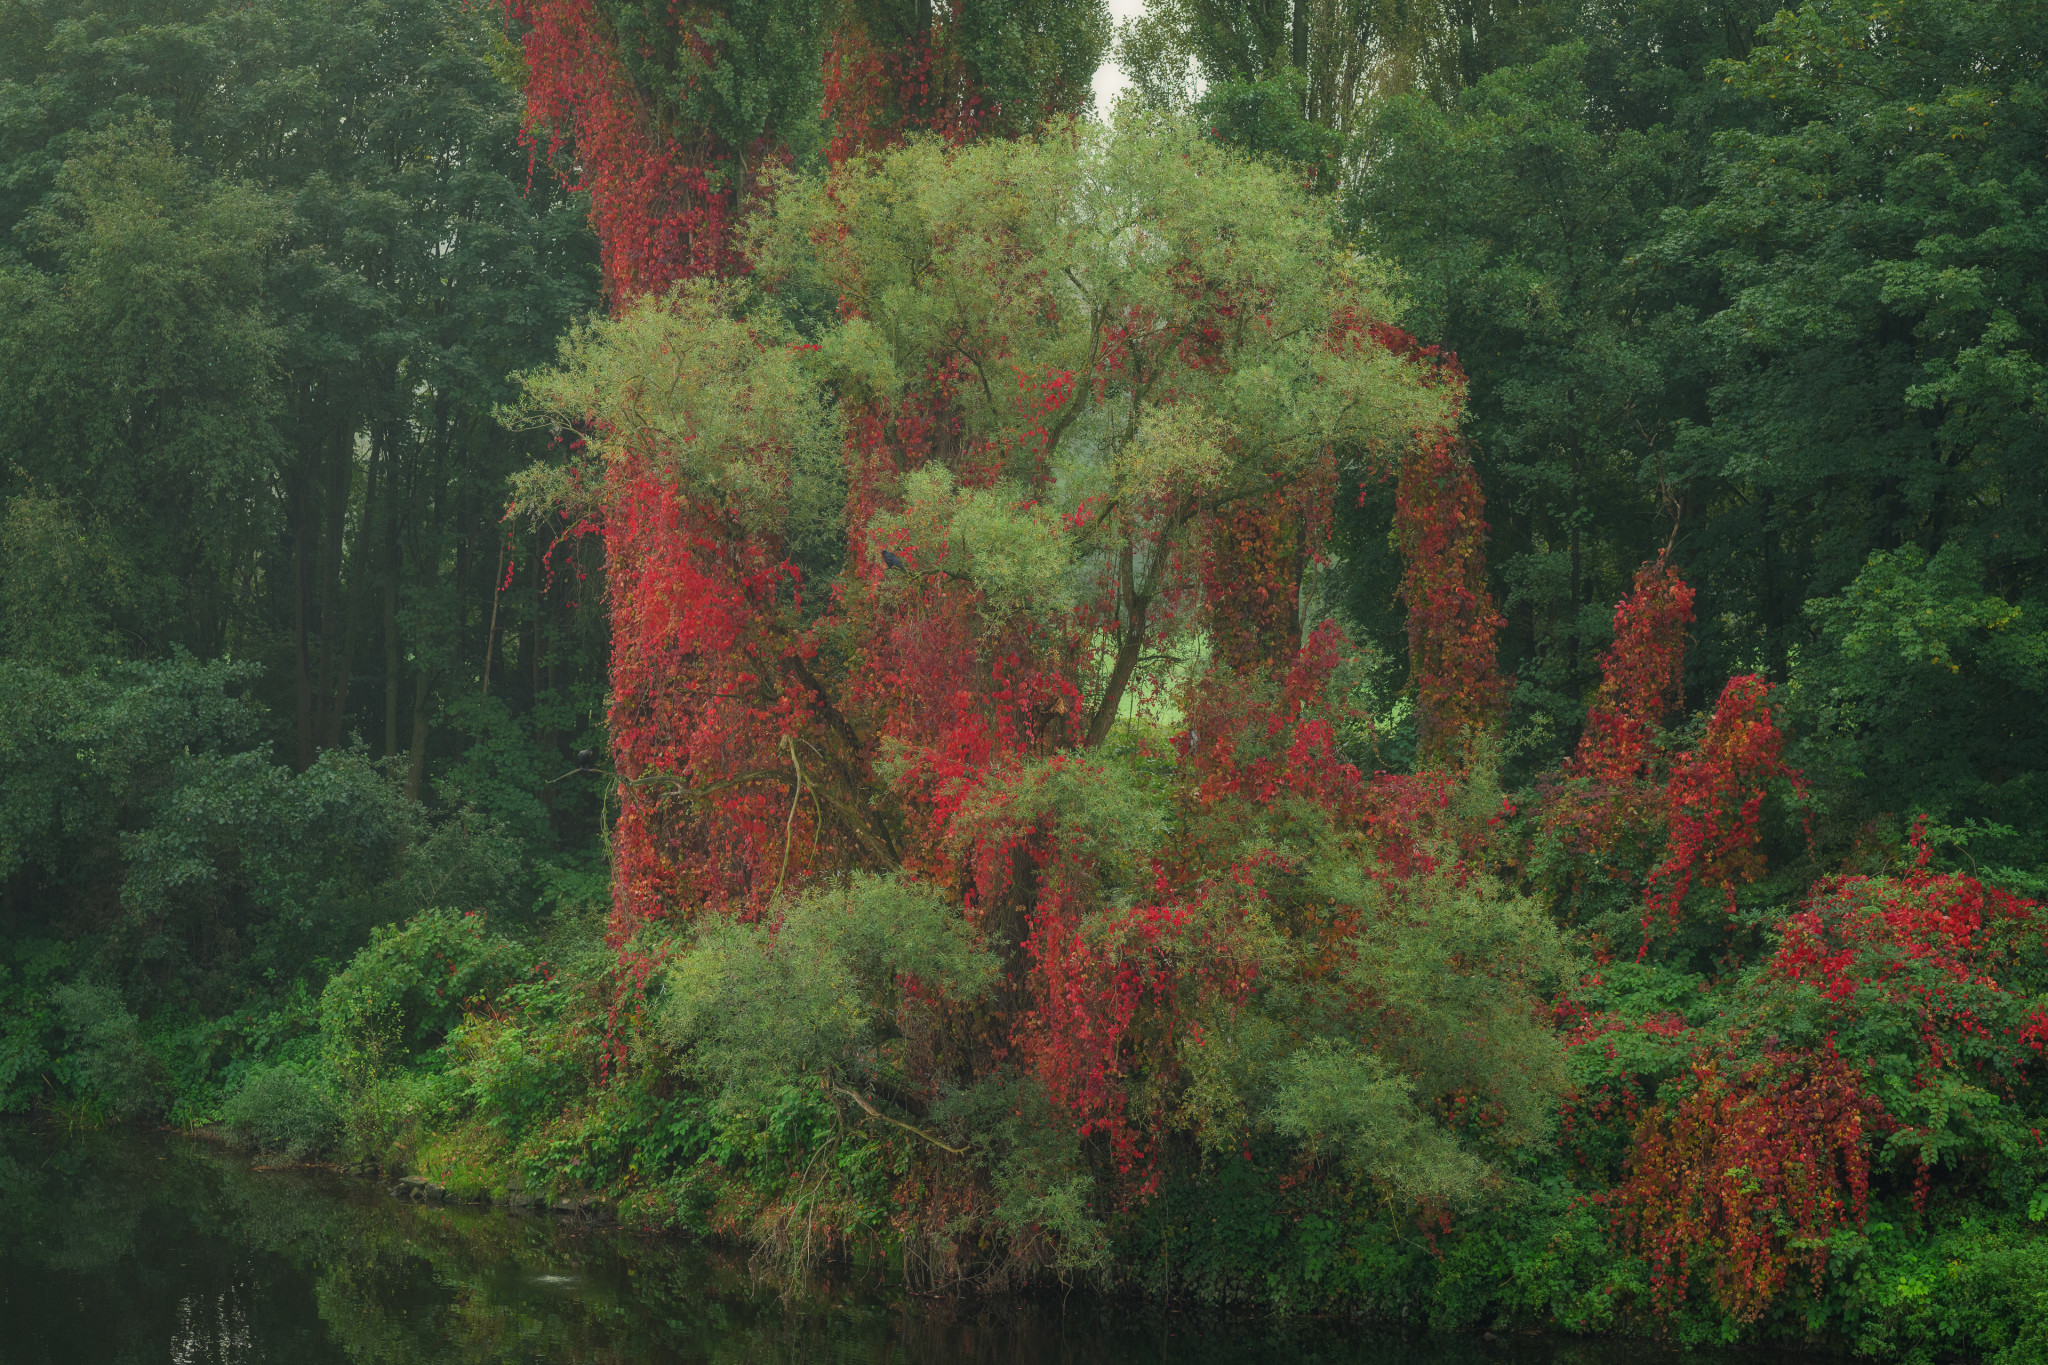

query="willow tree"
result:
[515,116,1562,1259]
[523,114,1437,914]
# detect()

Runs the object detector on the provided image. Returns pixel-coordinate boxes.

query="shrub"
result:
[50,981,161,1121]
[0,939,69,1114]
[219,1065,338,1160]
[319,907,531,1086]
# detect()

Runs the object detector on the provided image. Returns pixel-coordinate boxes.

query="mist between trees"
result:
[2,0,2045,1356]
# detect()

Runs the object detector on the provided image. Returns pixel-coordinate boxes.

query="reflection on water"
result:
[0,1127,1704,1365]
[169,1290,253,1365]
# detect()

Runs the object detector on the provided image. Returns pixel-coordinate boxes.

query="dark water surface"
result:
[0,1127,1723,1365]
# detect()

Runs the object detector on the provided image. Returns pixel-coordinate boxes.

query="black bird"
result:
[880,549,907,572]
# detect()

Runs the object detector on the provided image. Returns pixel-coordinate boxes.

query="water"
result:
[0,1127,1711,1364]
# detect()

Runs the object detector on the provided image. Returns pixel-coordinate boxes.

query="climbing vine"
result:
[1372,324,1507,764]
[498,17,2048,1328]
[1616,1042,1884,1321]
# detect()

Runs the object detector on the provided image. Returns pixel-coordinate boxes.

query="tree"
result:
[515,116,1569,1242]
[0,0,606,821]
[504,0,1111,300]
[0,118,283,657]
[1666,0,2048,855]
[522,113,1441,908]
[1115,0,1570,130]
[0,0,606,1055]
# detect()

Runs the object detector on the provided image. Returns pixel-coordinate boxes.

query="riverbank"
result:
[1,1121,1729,1365]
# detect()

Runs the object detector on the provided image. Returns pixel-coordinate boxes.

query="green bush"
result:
[0,938,69,1114]
[50,981,161,1121]
[337,1068,466,1169]
[219,1065,338,1160]
[1835,1220,2048,1365]
[320,907,531,1087]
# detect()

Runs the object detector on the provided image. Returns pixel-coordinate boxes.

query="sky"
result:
[1090,0,1150,112]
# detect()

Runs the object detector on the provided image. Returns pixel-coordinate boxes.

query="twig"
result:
[831,1083,967,1154]
[482,529,509,698]
[775,734,803,899]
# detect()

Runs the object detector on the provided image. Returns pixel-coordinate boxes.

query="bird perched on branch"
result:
[880,549,907,572]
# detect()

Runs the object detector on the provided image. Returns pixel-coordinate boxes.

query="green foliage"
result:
[0,650,526,1029]
[511,278,845,542]
[437,694,579,856]
[1173,849,1575,1205]
[862,464,1080,627]
[659,874,998,1105]
[120,750,417,990]
[1809,1220,2048,1365]
[0,0,2045,1356]
[0,494,135,669]
[218,1064,339,1160]
[454,996,596,1144]
[1326,864,1574,1156]
[1313,0,2048,864]
[599,0,832,179]
[49,982,162,1122]
[936,1074,1113,1277]
[0,940,70,1114]
[0,654,260,890]
[1793,545,2047,859]
[527,110,1445,760]
[1655,0,2047,836]
[1194,70,1344,188]
[0,117,283,652]
[1267,1037,1489,1197]
[744,111,1438,481]
[1342,37,1703,755]
[0,0,599,1131]
[320,908,531,1087]
[0,0,607,817]
[945,0,1113,129]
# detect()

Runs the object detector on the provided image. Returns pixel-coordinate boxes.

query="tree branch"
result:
[832,1082,967,1154]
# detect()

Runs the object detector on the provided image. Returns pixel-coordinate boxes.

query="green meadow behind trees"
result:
[2,0,2045,1357]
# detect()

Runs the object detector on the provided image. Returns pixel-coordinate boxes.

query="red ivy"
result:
[503,0,736,302]
[1572,554,1694,786]
[1371,324,1508,764]
[1615,1042,1884,1321]
[1641,674,1803,946]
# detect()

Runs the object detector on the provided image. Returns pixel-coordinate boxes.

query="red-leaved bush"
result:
[1616,1042,1884,1321]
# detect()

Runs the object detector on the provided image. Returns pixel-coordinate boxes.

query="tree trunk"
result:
[328,438,379,748]
[452,490,471,679]
[314,422,353,746]
[1086,538,1157,747]
[481,529,506,698]
[384,420,407,759]
[531,537,547,721]
[293,483,315,772]
[1759,489,1782,677]
[384,538,402,759]
[406,663,433,803]
[1568,522,1583,696]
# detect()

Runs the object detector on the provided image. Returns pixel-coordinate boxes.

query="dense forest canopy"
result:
[0,0,609,1003]
[1,0,2044,1355]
